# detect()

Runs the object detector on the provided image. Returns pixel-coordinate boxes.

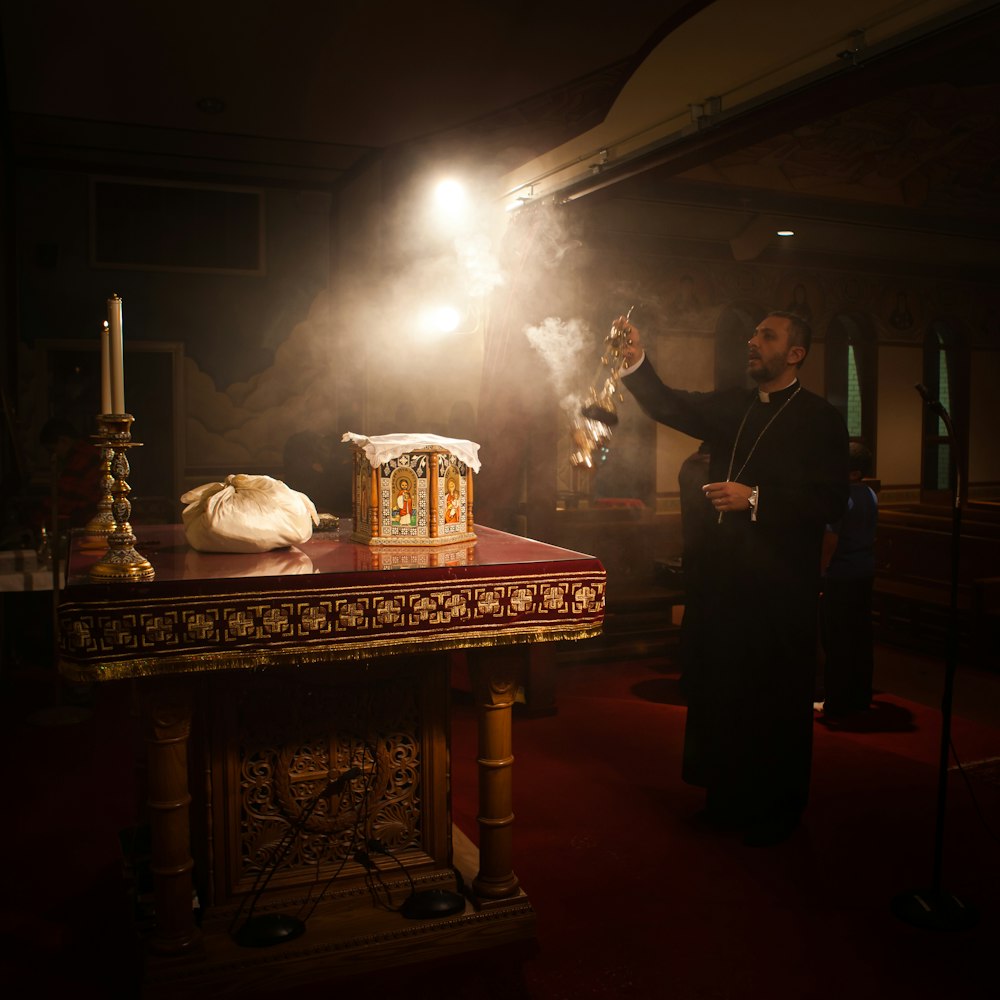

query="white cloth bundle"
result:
[180,474,319,553]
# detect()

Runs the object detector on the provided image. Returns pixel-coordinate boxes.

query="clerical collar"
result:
[758,379,799,404]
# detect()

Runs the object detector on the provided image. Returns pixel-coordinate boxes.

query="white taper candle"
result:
[107,294,125,414]
[100,320,112,415]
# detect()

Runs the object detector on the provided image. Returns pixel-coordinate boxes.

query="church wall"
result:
[970,349,1000,486]
[547,204,999,517]
[798,341,825,397]
[876,345,923,496]
[13,165,340,512]
[12,155,499,525]
[10,158,999,539]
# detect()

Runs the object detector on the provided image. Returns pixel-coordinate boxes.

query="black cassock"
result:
[624,360,849,823]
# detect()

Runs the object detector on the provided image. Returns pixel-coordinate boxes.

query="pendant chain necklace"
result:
[718,385,802,522]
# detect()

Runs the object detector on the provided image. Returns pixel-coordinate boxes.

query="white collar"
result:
[758,378,799,404]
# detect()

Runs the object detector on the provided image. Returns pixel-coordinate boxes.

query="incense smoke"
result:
[523,316,592,412]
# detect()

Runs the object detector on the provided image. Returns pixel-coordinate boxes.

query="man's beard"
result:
[748,354,786,383]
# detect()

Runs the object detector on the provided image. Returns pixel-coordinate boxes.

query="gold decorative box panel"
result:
[369,542,477,571]
[343,432,480,548]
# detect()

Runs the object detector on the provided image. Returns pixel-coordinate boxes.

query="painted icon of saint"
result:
[396,480,413,526]
[445,477,461,523]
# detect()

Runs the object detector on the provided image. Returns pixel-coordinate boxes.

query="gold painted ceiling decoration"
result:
[682,82,1000,214]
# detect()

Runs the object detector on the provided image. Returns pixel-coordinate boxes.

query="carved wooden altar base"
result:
[56,524,604,995]
[142,852,535,998]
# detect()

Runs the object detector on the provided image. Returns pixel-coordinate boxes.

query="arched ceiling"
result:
[0,0,699,184]
[3,0,998,275]
[501,0,1000,278]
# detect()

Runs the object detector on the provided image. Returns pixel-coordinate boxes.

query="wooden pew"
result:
[549,505,684,661]
[873,504,1000,661]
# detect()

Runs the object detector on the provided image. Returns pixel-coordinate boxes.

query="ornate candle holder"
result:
[84,435,116,538]
[89,414,155,582]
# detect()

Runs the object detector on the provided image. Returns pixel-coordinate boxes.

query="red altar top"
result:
[58,523,606,681]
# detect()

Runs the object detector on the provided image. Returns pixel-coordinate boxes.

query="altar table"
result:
[57,522,605,994]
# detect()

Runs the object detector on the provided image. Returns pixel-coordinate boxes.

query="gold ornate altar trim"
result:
[58,622,604,682]
[57,564,606,681]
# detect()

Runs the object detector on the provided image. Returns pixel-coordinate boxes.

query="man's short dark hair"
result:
[766,309,812,365]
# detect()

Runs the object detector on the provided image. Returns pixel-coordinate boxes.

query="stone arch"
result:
[824,311,879,461]
[920,316,970,500]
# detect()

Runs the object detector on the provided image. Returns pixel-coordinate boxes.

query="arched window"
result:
[921,322,969,503]
[846,343,864,438]
[824,313,877,455]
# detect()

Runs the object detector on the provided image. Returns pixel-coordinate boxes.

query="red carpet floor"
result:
[444,657,1000,1000]
[3,651,998,999]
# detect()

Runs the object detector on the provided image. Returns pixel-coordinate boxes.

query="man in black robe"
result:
[619,310,848,846]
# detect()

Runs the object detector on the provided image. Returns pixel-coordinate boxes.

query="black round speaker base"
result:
[400,889,466,920]
[234,913,306,947]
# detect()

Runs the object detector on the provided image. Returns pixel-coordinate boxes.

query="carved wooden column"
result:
[145,677,199,955]
[466,646,525,904]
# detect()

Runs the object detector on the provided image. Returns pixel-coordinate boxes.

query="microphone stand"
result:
[231,766,361,947]
[890,385,978,931]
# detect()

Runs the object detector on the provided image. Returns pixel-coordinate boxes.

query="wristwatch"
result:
[748,485,759,521]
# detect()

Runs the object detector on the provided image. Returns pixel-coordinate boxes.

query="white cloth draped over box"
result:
[341,432,482,473]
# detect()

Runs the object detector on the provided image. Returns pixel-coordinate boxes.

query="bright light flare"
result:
[434,178,465,209]
[416,304,463,340]
[431,178,468,231]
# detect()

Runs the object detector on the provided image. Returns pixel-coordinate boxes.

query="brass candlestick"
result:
[84,435,116,538]
[89,414,155,582]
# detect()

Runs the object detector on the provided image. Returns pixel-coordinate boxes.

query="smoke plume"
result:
[523,316,592,412]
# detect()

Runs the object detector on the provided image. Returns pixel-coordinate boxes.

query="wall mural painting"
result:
[183,290,339,479]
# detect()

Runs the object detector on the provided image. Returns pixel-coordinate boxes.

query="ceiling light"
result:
[433,179,466,213]
[416,305,463,340]
[428,177,470,234]
[776,229,795,237]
